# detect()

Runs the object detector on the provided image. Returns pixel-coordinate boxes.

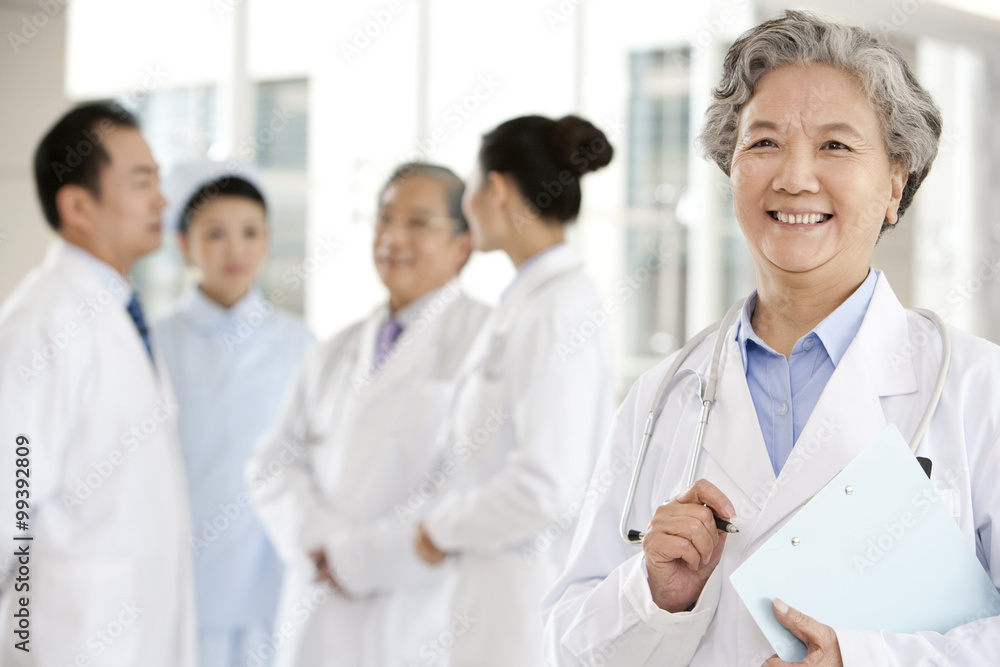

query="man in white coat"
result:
[248,163,490,666]
[0,103,196,665]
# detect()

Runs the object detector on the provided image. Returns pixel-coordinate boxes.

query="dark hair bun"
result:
[550,115,614,176]
[478,113,613,223]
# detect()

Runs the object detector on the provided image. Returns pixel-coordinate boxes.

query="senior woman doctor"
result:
[543,11,1000,667]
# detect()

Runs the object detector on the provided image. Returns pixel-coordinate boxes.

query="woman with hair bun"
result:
[414,114,616,665]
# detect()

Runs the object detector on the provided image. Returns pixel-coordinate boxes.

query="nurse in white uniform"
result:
[248,163,491,666]
[543,11,1000,667]
[414,115,615,666]
[0,103,196,666]
[153,163,315,666]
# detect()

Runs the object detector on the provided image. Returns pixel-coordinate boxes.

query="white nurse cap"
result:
[162,159,270,233]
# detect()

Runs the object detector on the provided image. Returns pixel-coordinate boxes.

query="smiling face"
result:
[729,64,907,287]
[179,196,269,308]
[373,174,471,311]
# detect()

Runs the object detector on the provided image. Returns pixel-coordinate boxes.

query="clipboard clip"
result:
[804,457,933,508]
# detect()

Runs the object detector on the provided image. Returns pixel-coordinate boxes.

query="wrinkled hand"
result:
[644,479,734,612]
[414,523,447,565]
[762,599,843,667]
[308,548,345,594]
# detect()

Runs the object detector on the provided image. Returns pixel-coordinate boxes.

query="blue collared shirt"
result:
[736,269,879,477]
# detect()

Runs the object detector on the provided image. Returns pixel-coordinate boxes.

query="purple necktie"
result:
[373,317,402,371]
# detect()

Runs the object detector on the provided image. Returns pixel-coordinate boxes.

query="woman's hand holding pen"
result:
[644,479,735,613]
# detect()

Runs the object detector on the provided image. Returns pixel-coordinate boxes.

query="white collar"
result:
[180,285,268,332]
[386,279,458,329]
[51,239,133,307]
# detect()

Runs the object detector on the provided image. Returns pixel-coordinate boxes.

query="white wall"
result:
[0,3,69,303]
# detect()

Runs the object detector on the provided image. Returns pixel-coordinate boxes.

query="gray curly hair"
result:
[698,10,943,229]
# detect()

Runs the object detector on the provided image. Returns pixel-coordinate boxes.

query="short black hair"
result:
[379,162,469,235]
[33,102,140,231]
[178,176,267,235]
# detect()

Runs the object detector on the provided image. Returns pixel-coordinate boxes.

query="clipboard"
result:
[730,424,1000,661]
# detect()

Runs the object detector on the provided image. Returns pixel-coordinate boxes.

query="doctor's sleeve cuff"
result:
[835,628,890,666]
[323,527,381,596]
[836,619,1000,667]
[622,552,718,639]
[422,491,470,553]
[323,518,449,597]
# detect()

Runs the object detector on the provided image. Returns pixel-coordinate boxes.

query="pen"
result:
[715,515,739,534]
[627,511,739,543]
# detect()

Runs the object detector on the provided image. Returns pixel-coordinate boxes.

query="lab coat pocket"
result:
[35,557,138,665]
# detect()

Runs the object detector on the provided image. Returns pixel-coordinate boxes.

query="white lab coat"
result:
[543,272,1000,666]
[248,282,490,667]
[424,244,615,667]
[152,287,314,655]
[0,239,196,666]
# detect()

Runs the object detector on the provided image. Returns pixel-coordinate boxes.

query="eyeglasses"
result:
[374,212,460,237]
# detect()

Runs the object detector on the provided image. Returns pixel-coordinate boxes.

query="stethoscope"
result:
[619,298,953,545]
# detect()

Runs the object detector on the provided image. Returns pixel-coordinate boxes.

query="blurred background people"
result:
[5,0,999,415]
[248,163,490,666]
[0,102,196,666]
[414,114,616,666]
[153,162,315,667]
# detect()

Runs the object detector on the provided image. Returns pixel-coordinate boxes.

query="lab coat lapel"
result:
[150,342,173,399]
[116,294,161,392]
[746,274,918,547]
[699,327,775,509]
[454,306,500,382]
[371,302,439,395]
[357,287,461,405]
[348,306,388,398]
[496,245,581,334]
[57,243,161,392]
[454,245,582,383]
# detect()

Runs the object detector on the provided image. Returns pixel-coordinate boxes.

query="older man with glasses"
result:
[249,162,490,667]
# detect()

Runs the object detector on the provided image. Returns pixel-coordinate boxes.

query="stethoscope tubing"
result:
[620,301,951,546]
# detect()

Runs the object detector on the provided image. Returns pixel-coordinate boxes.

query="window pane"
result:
[623,48,690,371]
[254,79,308,169]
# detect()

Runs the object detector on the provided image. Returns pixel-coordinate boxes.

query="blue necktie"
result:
[126,293,154,364]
